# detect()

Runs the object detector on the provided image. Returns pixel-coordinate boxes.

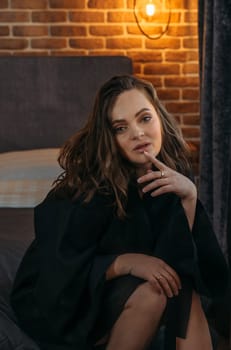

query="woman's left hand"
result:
[137,151,197,201]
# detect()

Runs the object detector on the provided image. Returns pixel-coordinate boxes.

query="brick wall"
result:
[0,0,200,175]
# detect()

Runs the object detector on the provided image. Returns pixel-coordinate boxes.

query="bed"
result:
[0,56,133,349]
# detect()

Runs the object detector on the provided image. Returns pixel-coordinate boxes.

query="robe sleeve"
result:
[12,193,117,346]
[152,195,228,298]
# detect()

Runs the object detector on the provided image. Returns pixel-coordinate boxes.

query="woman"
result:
[11,75,228,350]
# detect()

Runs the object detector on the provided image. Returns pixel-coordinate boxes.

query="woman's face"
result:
[111,88,162,171]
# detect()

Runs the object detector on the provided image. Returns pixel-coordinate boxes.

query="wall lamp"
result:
[133,0,171,39]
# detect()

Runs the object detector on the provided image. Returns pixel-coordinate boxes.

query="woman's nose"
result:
[130,127,144,139]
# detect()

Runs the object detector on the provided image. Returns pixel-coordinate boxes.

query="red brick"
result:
[126,25,143,35]
[106,38,142,49]
[90,25,123,36]
[182,114,200,125]
[173,0,197,9]
[13,25,48,36]
[13,51,49,56]
[167,25,198,36]
[69,38,104,49]
[165,50,198,62]
[128,51,163,62]
[166,12,181,23]
[49,0,85,8]
[88,50,125,56]
[51,26,86,36]
[0,0,8,8]
[142,76,162,88]
[70,11,104,22]
[88,0,124,8]
[182,89,199,100]
[32,11,66,22]
[0,38,28,49]
[165,77,199,87]
[146,38,180,50]
[182,63,199,75]
[126,0,133,8]
[181,127,200,138]
[165,102,199,114]
[51,50,86,55]
[144,63,180,75]
[12,0,47,9]
[107,11,134,22]
[133,63,141,74]
[0,26,9,36]
[184,12,198,23]
[31,38,66,49]
[0,11,29,22]
[127,25,164,37]
[156,89,180,100]
[183,38,198,49]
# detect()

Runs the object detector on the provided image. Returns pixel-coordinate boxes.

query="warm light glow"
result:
[134,0,171,39]
[145,2,156,16]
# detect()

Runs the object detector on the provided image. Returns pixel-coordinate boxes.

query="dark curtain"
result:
[198,0,231,341]
[198,0,231,262]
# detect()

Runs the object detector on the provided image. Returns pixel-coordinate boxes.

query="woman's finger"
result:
[160,272,180,296]
[150,184,172,197]
[155,274,174,298]
[137,171,160,185]
[163,265,182,290]
[142,178,169,193]
[143,151,167,170]
[149,276,164,295]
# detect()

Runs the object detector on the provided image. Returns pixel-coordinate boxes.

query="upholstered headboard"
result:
[0,56,133,207]
[0,56,133,153]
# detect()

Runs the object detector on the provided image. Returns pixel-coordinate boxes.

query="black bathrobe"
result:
[11,186,228,350]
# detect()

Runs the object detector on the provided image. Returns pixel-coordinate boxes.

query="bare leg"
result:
[176,291,213,350]
[106,282,167,350]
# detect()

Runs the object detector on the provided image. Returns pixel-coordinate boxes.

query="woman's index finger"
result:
[143,151,166,170]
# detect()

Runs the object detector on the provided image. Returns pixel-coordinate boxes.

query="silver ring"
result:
[156,274,163,280]
[160,170,165,178]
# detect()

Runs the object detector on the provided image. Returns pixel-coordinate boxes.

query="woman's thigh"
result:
[176,291,213,350]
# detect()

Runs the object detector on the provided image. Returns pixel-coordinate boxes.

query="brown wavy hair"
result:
[53,75,191,218]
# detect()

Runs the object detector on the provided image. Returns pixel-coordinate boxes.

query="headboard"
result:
[0,56,133,153]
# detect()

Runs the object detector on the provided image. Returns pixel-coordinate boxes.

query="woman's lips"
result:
[133,143,151,152]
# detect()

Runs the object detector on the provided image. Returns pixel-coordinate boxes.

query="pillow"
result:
[0,149,62,208]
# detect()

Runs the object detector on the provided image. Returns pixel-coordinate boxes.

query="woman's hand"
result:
[113,253,181,298]
[137,151,197,229]
[137,151,196,201]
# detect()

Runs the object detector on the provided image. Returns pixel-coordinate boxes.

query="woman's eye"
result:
[113,126,127,134]
[142,115,152,122]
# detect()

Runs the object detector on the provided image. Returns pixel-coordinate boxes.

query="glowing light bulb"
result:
[145,2,156,16]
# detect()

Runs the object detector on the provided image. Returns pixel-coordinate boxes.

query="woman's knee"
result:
[125,281,167,314]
